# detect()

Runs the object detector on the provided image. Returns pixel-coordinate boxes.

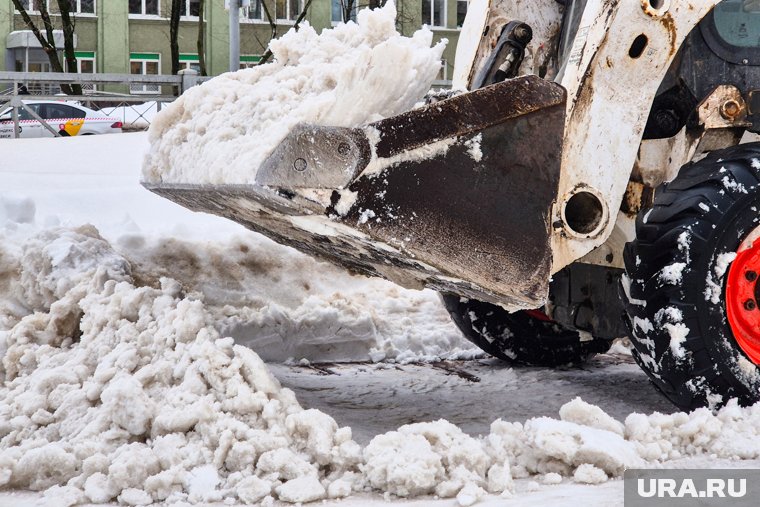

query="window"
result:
[130,53,160,93]
[713,0,760,48]
[331,0,357,23]
[64,0,95,14]
[239,55,262,68]
[276,0,301,21]
[16,0,43,12]
[16,0,94,14]
[457,0,467,28]
[40,104,86,120]
[0,104,40,121]
[422,0,446,28]
[179,54,201,72]
[180,0,201,17]
[129,0,159,16]
[242,0,265,22]
[67,51,96,91]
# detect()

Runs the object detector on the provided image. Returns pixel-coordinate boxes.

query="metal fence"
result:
[0,70,211,137]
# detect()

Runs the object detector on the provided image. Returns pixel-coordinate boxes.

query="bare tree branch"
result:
[57,0,83,94]
[197,0,207,75]
[261,0,277,46]
[169,0,182,76]
[10,0,79,94]
[257,0,312,66]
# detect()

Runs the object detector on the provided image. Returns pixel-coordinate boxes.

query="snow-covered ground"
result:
[3,129,760,507]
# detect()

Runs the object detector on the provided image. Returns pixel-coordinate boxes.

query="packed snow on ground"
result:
[142,2,445,184]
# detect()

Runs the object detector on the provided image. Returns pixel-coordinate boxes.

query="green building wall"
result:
[1,0,461,82]
[0,2,11,71]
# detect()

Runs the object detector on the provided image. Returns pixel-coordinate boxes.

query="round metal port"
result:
[641,0,670,16]
[563,191,605,237]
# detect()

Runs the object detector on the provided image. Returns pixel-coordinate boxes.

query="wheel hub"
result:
[726,227,760,364]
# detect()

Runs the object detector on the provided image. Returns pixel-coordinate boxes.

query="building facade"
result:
[0,0,466,86]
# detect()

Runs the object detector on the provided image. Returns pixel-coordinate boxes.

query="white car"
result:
[0,101,123,139]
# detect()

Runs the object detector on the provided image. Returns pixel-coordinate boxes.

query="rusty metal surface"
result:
[370,75,564,158]
[145,76,567,309]
[339,101,566,306]
[256,124,372,189]
[698,85,752,130]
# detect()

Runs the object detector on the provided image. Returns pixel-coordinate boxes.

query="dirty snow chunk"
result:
[186,465,220,499]
[14,443,77,490]
[573,464,608,484]
[464,134,483,162]
[363,432,444,496]
[101,375,154,435]
[486,463,513,494]
[456,482,486,507]
[237,476,272,504]
[659,262,686,285]
[699,202,710,213]
[117,488,153,506]
[525,417,643,475]
[559,397,624,436]
[327,478,354,498]
[275,476,327,503]
[42,485,85,507]
[143,2,446,184]
[543,472,563,485]
[83,473,112,503]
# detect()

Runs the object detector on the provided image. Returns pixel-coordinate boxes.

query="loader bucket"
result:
[144,75,566,310]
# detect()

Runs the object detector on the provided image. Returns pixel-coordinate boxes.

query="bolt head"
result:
[720,99,742,121]
[746,271,758,282]
[744,299,757,311]
[293,158,308,172]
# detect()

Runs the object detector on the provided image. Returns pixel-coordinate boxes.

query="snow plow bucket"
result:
[144,75,566,310]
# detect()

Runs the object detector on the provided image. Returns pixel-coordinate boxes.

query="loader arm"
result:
[455,0,722,274]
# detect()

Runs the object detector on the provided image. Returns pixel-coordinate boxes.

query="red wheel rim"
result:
[726,230,760,364]
[524,309,553,322]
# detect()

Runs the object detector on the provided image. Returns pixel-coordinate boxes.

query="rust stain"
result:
[660,12,678,57]
[621,181,654,217]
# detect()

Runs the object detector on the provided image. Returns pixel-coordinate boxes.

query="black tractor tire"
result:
[622,143,760,411]
[441,295,611,367]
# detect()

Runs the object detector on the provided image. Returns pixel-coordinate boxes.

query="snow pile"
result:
[142,2,446,184]
[0,227,363,505]
[118,233,475,363]
[0,228,650,506]
[4,225,760,507]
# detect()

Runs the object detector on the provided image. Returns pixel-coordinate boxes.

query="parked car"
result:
[0,101,123,139]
